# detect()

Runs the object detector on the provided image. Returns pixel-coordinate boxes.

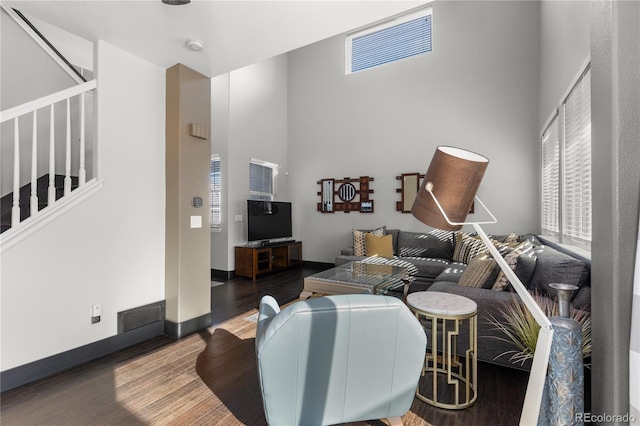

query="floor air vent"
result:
[118,301,165,334]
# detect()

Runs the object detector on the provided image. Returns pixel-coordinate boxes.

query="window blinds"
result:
[540,64,591,253]
[250,161,276,201]
[348,8,432,74]
[541,113,560,238]
[562,68,591,248]
[210,157,221,228]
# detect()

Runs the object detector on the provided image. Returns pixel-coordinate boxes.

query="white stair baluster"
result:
[12,117,21,226]
[79,92,86,186]
[1,80,96,233]
[48,103,56,206]
[30,110,38,216]
[64,98,71,196]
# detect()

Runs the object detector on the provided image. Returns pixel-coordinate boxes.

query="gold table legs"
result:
[415,310,477,409]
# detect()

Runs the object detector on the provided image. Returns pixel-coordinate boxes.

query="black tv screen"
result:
[247,200,293,242]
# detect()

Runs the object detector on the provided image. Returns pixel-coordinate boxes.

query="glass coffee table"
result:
[300,261,409,300]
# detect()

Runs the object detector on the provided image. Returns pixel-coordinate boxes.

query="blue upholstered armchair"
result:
[255,294,427,426]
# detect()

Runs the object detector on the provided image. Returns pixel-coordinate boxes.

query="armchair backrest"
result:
[255,294,426,426]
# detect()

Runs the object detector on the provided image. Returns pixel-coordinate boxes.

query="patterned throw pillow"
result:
[365,233,394,259]
[458,254,500,288]
[504,233,520,245]
[352,226,385,256]
[452,233,486,264]
[492,241,534,291]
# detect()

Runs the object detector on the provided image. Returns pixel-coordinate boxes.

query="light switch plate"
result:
[190,215,202,228]
[235,214,243,222]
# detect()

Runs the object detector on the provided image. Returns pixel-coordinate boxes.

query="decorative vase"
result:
[546,283,585,426]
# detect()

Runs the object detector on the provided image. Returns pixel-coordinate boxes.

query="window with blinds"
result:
[249,159,278,201]
[562,68,591,249]
[346,7,432,74]
[210,156,221,229]
[540,64,591,253]
[541,113,560,239]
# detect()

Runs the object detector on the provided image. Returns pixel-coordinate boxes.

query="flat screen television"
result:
[247,200,293,242]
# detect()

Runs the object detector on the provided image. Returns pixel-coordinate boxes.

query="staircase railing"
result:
[0,80,97,231]
[1,5,86,85]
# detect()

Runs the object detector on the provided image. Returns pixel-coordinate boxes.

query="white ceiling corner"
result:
[4,0,428,77]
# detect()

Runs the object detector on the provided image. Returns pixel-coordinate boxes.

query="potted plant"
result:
[487,291,592,367]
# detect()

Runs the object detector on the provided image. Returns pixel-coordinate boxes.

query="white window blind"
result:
[346,8,432,74]
[210,156,221,228]
[562,68,591,249]
[541,113,560,239]
[540,64,591,254]
[249,159,277,201]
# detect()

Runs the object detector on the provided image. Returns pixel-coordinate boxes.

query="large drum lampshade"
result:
[411,146,489,231]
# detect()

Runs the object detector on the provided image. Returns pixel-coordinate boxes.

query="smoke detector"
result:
[185,39,204,52]
[162,0,190,5]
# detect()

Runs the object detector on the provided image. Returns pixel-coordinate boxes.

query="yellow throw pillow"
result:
[365,233,394,259]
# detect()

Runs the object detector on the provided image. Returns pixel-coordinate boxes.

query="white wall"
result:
[1,9,84,196]
[0,40,165,371]
[211,55,289,271]
[538,0,590,129]
[287,1,541,263]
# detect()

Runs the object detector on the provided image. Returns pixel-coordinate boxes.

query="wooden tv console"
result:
[235,241,302,280]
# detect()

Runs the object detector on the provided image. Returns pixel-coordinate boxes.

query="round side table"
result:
[407,291,478,409]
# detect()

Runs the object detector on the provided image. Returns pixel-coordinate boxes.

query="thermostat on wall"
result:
[192,196,203,208]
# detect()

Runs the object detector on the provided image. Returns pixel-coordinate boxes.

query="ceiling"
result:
[5,0,427,77]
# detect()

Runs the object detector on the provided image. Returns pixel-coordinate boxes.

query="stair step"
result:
[0,174,80,234]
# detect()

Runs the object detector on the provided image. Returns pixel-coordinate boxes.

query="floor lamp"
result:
[411,146,553,426]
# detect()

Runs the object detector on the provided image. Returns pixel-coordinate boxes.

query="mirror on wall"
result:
[396,173,423,213]
[319,179,334,212]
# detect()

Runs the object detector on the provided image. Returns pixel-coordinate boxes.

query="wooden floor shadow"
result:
[195,328,267,425]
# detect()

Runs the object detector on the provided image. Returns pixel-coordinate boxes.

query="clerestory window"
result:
[249,159,278,201]
[346,7,432,74]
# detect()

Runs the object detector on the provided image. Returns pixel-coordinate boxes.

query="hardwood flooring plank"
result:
[1,265,544,426]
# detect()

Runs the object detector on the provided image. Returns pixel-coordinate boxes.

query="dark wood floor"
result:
[1,264,531,426]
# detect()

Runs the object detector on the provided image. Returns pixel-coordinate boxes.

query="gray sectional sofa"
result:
[335,228,591,370]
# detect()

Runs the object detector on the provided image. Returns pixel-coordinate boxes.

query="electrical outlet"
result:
[91,304,101,324]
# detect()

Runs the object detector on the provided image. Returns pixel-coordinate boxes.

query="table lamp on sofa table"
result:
[410,146,553,426]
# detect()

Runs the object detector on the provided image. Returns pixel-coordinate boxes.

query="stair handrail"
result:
[1,4,86,85]
[0,80,96,123]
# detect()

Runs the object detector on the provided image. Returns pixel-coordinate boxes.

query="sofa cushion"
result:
[398,230,454,259]
[453,233,487,264]
[385,229,401,256]
[572,285,591,311]
[492,241,534,291]
[352,226,386,256]
[529,245,590,299]
[400,257,451,279]
[365,233,394,259]
[434,262,466,283]
[514,250,538,288]
[459,254,500,289]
